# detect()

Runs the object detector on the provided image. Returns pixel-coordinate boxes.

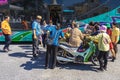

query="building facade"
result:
[0,0,119,24]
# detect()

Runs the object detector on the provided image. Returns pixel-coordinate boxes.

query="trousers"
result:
[45,44,58,69]
[3,34,11,50]
[98,51,109,69]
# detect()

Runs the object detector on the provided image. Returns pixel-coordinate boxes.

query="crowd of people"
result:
[31,15,65,69]
[1,15,120,71]
[83,22,119,71]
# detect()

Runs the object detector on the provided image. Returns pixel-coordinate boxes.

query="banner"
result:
[0,0,8,5]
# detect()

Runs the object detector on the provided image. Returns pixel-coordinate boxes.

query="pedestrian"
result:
[91,24,100,36]
[21,19,29,30]
[32,15,42,57]
[1,16,12,52]
[69,22,84,47]
[41,20,48,48]
[111,22,120,61]
[91,25,100,57]
[105,23,116,62]
[45,23,64,69]
[87,25,111,71]
[84,21,95,34]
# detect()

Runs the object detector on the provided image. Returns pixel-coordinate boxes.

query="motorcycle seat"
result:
[59,44,77,53]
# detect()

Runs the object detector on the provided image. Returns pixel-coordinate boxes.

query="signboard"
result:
[0,0,8,5]
[0,0,20,6]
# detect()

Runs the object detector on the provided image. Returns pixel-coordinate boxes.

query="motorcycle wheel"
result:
[91,53,99,66]
[57,49,69,64]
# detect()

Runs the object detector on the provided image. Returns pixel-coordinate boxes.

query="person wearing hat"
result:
[69,23,84,47]
[106,23,111,36]
[32,15,42,57]
[45,23,65,69]
[87,25,111,71]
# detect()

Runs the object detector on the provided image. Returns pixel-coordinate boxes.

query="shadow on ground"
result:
[18,45,32,50]
[20,53,45,70]
[19,53,98,71]
[9,52,32,58]
[18,45,46,54]
[57,62,98,72]
[8,50,98,71]
[0,49,8,53]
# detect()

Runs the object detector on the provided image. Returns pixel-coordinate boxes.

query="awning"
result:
[0,4,24,12]
[9,5,24,10]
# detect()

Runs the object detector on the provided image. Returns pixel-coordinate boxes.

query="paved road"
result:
[0,44,120,80]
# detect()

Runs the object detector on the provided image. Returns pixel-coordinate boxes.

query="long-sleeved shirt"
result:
[69,28,83,47]
[1,20,11,34]
[89,32,111,51]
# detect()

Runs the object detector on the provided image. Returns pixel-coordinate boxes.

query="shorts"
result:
[109,42,113,49]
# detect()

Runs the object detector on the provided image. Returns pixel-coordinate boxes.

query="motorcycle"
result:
[57,40,99,66]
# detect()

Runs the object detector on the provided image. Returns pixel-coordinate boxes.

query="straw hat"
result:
[36,15,42,19]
